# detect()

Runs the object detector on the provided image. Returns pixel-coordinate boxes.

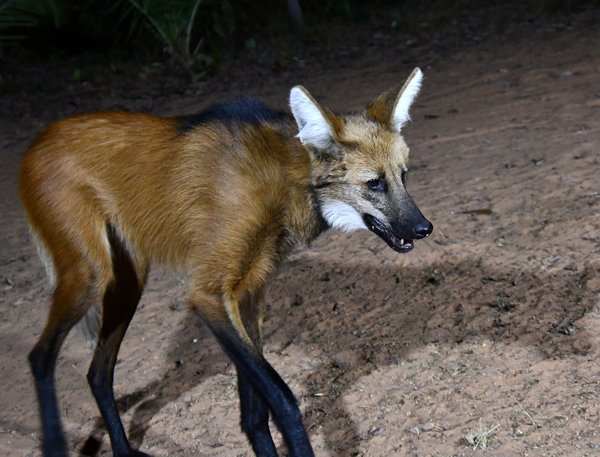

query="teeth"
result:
[400,238,404,245]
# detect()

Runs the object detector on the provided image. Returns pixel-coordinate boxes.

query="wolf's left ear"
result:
[290,86,340,149]
[366,67,423,132]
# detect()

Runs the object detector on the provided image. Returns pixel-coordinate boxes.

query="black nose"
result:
[414,221,433,239]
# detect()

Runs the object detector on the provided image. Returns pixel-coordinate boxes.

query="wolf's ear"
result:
[366,67,423,132]
[290,86,339,149]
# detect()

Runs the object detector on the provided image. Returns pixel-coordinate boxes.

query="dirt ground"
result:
[1,5,599,457]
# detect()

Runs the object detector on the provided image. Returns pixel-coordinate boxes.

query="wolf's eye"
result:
[366,178,386,192]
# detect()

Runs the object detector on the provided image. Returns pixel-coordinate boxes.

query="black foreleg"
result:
[211,326,315,457]
[237,368,279,456]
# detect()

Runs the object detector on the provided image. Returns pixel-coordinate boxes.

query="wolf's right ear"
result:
[366,67,423,132]
[290,86,338,149]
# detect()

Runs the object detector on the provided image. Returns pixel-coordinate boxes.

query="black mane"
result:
[178,96,289,133]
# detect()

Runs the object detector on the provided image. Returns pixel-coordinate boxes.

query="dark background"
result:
[1,0,599,122]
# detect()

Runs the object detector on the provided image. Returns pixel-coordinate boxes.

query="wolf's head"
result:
[290,68,433,253]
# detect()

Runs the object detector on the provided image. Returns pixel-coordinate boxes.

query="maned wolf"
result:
[19,68,432,457]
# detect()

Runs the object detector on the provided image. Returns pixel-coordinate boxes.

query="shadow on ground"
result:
[78,251,594,456]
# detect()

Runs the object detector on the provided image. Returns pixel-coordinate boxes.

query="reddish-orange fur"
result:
[20,70,431,457]
[20,112,322,340]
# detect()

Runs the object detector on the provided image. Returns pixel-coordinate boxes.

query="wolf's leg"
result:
[87,226,149,457]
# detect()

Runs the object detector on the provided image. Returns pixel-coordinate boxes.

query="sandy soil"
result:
[1,7,599,457]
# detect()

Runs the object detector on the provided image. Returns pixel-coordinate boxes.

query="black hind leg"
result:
[87,227,148,457]
[29,315,79,457]
[30,266,101,457]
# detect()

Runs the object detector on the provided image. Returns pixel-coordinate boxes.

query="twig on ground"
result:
[517,400,538,427]
[465,421,500,450]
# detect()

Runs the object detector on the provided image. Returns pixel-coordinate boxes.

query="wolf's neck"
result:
[279,135,328,251]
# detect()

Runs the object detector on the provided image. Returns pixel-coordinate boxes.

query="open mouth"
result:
[363,214,414,253]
